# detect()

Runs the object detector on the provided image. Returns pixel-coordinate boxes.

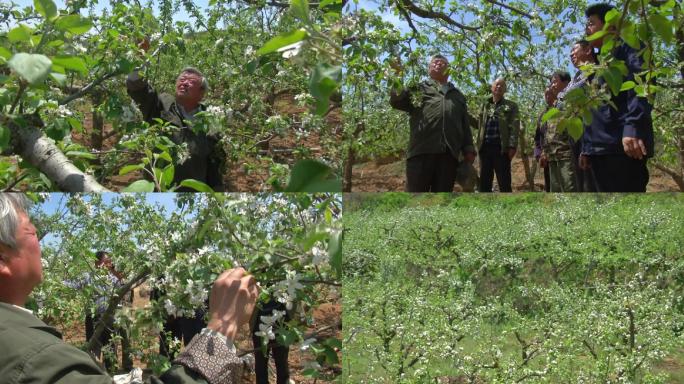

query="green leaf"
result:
[619,23,640,49]
[50,72,67,85]
[65,150,96,160]
[119,164,144,175]
[541,107,560,123]
[328,230,341,278]
[0,47,12,60]
[178,179,214,192]
[601,67,623,96]
[51,55,88,75]
[161,165,175,189]
[123,180,155,192]
[649,13,673,44]
[257,28,307,55]
[284,159,341,192]
[586,29,608,41]
[620,81,636,91]
[34,0,58,21]
[55,14,92,35]
[154,151,172,163]
[290,0,310,22]
[0,125,11,151]
[605,8,620,24]
[323,346,339,364]
[309,64,341,115]
[8,25,33,43]
[8,53,52,85]
[558,117,584,141]
[66,117,82,132]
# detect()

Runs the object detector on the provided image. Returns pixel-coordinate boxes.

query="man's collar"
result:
[12,304,33,314]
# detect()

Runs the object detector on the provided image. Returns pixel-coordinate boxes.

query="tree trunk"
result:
[343,121,365,192]
[343,145,355,192]
[10,116,109,192]
[518,129,535,191]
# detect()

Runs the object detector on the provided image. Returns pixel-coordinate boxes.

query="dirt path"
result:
[350,156,681,192]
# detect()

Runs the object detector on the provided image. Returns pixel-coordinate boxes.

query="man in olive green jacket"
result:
[390,54,476,192]
[471,78,520,192]
[0,194,257,384]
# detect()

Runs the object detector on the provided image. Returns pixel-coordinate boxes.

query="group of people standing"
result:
[391,3,654,193]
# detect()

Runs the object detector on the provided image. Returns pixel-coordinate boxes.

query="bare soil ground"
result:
[350,155,681,192]
[59,286,341,383]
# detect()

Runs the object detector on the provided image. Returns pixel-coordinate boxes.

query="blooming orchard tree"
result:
[29,192,341,378]
[0,0,342,192]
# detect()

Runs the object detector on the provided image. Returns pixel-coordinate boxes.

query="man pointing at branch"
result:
[390,54,476,192]
[0,194,257,384]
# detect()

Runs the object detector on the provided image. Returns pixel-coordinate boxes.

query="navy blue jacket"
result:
[582,42,654,157]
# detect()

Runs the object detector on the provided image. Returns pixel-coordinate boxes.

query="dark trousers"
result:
[405,152,459,192]
[587,154,649,192]
[86,312,132,370]
[159,311,206,358]
[478,143,512,192]
[542,165,550,192]
[252,301,290,384]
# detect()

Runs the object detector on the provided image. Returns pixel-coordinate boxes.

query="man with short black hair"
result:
[390,54,476,192]
[540,71,575,192]
[581,3,654,192]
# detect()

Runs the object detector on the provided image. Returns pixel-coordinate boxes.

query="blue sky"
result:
[344,0,586,81]
[36,193,180,247]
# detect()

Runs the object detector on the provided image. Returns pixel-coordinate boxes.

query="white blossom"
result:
[244,46,255,58]
[300,338,316,351]
[255,323,275,340]
[206,105,224,116]
[164,299,179,316]
[277,41,303,59]
[57,104,73,117]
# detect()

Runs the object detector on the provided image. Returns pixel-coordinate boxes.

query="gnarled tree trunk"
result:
[8,116,109,192]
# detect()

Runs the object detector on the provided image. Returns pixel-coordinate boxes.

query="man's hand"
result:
[138,36,151,54]
[507,147,517,160]
[539,152,548,168]
[579,154,591,170]
[389,58,403,76]
[622,136,647,160]
[206,268,258,340]
[464,152,476,164]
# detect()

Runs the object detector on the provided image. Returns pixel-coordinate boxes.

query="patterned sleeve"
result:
[173,328,244,384]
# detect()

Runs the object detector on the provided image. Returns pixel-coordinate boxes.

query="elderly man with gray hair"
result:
[127,56,224,191]
[390,54,476,192]
[0,193,258,384]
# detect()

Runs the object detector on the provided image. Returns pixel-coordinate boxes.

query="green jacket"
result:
[543,118,574,161]
[390,79,475,160]
[0,302,241,384]
[472,97,520,153]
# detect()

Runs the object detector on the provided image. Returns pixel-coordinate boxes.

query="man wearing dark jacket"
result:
[581,3,654,192]
[0,194,257,384]
[472,78,521,192]
[127,65,224,191]
[390,54,476,192]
